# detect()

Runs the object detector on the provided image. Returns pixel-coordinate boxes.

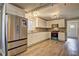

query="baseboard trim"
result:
[27,38,50,48]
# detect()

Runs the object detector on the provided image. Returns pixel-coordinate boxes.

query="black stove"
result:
[51,31,58,41]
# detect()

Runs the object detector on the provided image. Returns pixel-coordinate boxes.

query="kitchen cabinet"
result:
[59,19,65,27]
[58,32,65,41]
[46,21,51,28]
[46,20,59,28]
[27,32,50,47]
[8,45,26,56]
[36,18,47,28]
[46,19,65,28]
[6,4,25,17]
[28,33,33,46]
[46,32,51,39]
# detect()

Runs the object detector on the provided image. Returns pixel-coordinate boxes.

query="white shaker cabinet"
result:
[58,32,65,41]
[27,32,50,47]
[46,21,51,28]
[59,19,65,27]
[46,19,65,28]
[36,18,47,28]
[47,32,51,39]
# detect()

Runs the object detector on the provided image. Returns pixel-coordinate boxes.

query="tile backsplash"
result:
[28,27,66,34]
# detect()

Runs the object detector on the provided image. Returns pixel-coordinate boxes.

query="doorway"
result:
[67,20,79,39]
[65,20,79,56]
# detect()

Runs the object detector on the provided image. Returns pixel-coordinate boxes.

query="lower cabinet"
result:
[8,45,26,56]
[27,32,50,47]
[28,32,65,47]
[58,32,65,41]
[8,39,27,56]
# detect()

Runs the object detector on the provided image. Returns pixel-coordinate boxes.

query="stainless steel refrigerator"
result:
[6,14,27,56]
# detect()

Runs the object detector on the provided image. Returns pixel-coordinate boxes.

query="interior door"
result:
[67,21,78,38]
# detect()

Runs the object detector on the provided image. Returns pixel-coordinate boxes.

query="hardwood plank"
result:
[64,38,79,56]
[18,39,65,56]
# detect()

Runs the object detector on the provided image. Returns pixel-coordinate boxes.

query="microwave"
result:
[52,24,58,28]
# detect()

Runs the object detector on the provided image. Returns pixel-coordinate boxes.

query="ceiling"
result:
[13,3,79,20]
[12,3,51,12]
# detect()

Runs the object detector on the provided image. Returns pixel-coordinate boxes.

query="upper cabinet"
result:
[6,4,25,17]
[36,18,65,28]
[47,19,65,28]
[58,19,65,27]
[36,18,47,28]
[47,21,53,28]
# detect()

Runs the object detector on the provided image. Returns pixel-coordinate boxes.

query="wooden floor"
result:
[64,38,79,56]
[18,39,65,56]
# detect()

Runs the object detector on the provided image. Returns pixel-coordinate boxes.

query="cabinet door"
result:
[38,19,46,28]
[58,32,65,41]
[48,32,51,39]
[59,20,65,27]
[46,21,51,28]
[28,33,34,46]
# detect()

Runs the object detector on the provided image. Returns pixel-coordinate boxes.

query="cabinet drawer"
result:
[8,45,26,56]
[8,39,27,49]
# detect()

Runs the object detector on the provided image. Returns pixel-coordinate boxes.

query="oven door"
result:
[51,32,58,40]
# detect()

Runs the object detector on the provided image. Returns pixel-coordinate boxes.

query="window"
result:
[70,25,75,29]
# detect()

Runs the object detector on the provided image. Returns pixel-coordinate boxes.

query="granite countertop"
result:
[28,31,49,34]
[53,28,66,32]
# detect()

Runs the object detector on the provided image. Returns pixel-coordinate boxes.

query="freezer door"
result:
[19,17,27,39]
